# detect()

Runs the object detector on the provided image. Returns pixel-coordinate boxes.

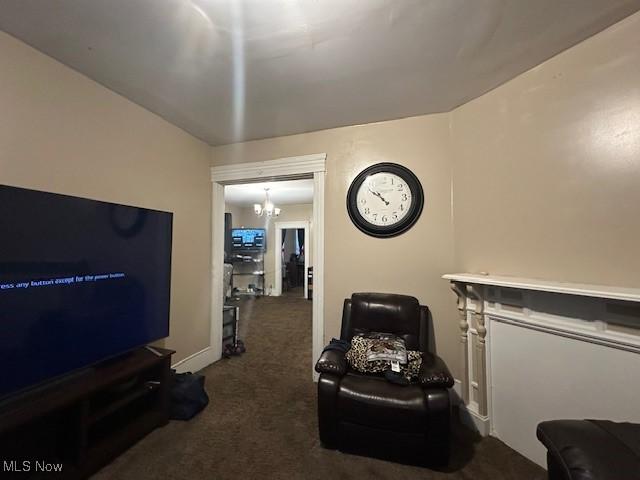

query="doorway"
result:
[210,153,326,380]
[275,222,310,299]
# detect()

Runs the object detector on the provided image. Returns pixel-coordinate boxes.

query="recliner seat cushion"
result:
[337,373,427,433]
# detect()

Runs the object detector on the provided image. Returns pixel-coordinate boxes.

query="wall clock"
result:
[347,162,424,238]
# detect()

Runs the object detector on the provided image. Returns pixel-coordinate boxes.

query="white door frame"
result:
[210,153,326,380]
[274,221,310,298]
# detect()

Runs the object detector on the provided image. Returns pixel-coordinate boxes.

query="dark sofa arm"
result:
[418,352,454,388]
[315,349,347,376]
[537,420,640,480]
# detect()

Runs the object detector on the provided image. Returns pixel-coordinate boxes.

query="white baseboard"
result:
[451,378,490,436]
[459,407,491,436]
[171,346,218,374]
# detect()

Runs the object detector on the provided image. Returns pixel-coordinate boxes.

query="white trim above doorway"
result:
[210,153,326,183]
[274,221,310,298]
[210,153,326,381]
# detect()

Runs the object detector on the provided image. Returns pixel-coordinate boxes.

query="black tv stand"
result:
[0,347,174,479]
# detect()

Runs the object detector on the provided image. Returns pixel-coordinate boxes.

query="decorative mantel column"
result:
[467,284,488,418]
[448,280,490,435]
[450,282,469,405]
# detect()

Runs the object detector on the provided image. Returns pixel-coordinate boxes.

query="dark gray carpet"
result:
[93,295,546,479]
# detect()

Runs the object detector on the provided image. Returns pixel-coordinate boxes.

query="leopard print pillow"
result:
[346,335,422,380]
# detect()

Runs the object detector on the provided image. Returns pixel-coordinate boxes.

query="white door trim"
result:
[210,153,326,183]
[210,153,326,381]
[312,171,325,381]
[209,181,225,363]
[274,221,310,298]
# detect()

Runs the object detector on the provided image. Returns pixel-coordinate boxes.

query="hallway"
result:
[94,295,543,479]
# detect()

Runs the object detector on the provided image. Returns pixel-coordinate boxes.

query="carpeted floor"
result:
[281,286,305,298]
[93,295,546,480]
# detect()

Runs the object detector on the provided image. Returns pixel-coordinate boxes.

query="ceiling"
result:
[1,1,639,146]
[225,179,314,206]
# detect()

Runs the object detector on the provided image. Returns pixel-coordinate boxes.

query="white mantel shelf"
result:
[443,273,640,304]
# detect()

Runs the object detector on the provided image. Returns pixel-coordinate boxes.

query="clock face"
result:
[355,172,412,227]
[346,163,424,238]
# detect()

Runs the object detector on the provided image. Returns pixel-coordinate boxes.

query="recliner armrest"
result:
[537,420,640,480]
[315,349,347,376]
[418,352,454,388]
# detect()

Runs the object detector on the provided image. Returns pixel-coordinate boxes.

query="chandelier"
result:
[254,188,281,217]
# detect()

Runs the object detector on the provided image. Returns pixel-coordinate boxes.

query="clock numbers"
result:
[355,172,412,227]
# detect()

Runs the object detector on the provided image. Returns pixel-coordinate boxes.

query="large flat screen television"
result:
[231,228,266,252]
[0,185,173,400]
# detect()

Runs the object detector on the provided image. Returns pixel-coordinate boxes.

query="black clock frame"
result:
[346,162,424,238]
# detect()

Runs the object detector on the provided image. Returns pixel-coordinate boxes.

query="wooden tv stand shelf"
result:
[0,347,174,479]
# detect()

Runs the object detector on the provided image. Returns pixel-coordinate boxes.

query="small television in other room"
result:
[231,228,266,252]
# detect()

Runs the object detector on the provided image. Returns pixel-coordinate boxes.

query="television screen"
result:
[0,185,172,399]
[231,228,266,251]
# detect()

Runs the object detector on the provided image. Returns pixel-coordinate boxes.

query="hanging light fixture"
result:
[254,188,281,217]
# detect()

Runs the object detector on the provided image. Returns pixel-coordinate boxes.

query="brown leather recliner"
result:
[315,293,453,465]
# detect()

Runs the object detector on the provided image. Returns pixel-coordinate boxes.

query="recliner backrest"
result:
[340,292,429,352]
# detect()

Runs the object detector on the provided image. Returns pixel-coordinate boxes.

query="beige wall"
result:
[0,32,212,363]
[212,12,640,378]
[224,203,244,226]
[225,203,312,293]
[213,115,459,376]
[451,12,640,286]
